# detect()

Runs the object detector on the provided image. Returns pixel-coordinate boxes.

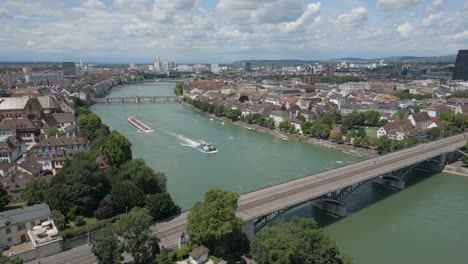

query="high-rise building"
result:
[242,62,252,72]
[129,62,136,70]
[62,62,76,76]
[453,49,468,81]
[211,64,220,74]
[23,67,32,74]
[154,57,161,71]
[324,65,335,77]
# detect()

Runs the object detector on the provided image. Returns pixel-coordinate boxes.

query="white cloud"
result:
[334,7,368,27]
[422,12,444,27]
[216,0,306,25]
[114,0,150,11]
[83,0,106,10]
[282,2,321,32]
[433,0,444,6]
[453,30,468,41]
[377,0,420,11]
[396,22,412,38]
[153,0,197,22]
[26,40,37,47]
[0,7,9,18]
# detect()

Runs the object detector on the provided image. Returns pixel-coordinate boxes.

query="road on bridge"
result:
[153,134,466,249]
[29,135,466,262]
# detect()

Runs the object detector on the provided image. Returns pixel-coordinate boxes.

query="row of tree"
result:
[184,97,242,121]
[241,113,276,129]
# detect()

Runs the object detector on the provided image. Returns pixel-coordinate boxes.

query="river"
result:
[91,82,468,264]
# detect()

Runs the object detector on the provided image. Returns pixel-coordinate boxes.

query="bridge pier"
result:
[106,98,109,103]
[121,97,124,103]
[136,96,140,103]
[312,200,347,217]
[242,220,255,241]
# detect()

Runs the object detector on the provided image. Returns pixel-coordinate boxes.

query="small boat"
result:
[197,143,218,153]
[128,116,153,132]
[221,122,225,125]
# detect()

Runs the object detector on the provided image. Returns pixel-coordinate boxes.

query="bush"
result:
[61,218,113,240]
[74,216,86,227]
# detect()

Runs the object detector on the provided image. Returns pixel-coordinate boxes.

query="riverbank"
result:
[443,161,468,176]
[181,101,378,158]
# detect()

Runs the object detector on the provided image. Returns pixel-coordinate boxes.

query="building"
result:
[189,245,209,264]
[0,204,63,260]
[30,74,64,85]
[32,134,89,158]
[210,64,220,74]
[0,97,43,120]
[242,62,252,72]
[0,136,26,163]
[62,62,76,77]
[2,119,40,147]
[324,65,335,77]
[453,49,468,81]
[128,62,136,70]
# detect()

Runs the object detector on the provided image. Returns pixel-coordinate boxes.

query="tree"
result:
[0,185,9,211]
[296,113,306,122]
[75,107,91,117]
[115,208,159,264]
[187,188,248,261]
[0,255,23,264]
[94,199,114,220]
[395,111,405,120]
[111,181,145,214]
[156,252,173,264]
[173,82,184,96]
[92,227,123,264]
[78,113,102,140]
[21,178,48,206]
[414,105,422,113]
[357,128,367,138]
[251,217,349,264]
[50,210,67,230]
[115,159,167,194]
[279,119,294,132]
[47,153,109,216]
[104,131,132,167]
[145,193,181,221]
[428,127,441,141]
[39,127,65,139]
[322,107,341,126]
[330,132,343,143]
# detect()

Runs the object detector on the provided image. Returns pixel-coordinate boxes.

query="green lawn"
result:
[364,127,379,139]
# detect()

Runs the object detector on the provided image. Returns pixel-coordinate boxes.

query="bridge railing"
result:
[236,133,466,199]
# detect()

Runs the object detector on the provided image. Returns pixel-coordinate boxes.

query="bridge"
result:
[92,96,179,103]
[152,134,466,250]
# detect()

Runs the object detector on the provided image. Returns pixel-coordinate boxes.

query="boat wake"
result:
[172,133,202,148]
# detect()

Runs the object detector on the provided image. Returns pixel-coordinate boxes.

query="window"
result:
[6,228,11,234]
[30,221,35,227]
[17,224,26,231]
[7,237,12,243]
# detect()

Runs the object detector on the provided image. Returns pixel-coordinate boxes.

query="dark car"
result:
[0,243,10,251]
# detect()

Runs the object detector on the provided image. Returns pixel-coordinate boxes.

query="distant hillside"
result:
[233,55,456,65]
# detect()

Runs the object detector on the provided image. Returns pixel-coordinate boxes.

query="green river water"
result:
[91,82,468,264]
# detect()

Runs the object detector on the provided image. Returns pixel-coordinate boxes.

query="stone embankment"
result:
[443,161,468,176]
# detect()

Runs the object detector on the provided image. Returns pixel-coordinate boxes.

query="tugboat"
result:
[196,143,218,153]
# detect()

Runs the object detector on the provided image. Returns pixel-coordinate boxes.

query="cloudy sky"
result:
[0,0,467,63]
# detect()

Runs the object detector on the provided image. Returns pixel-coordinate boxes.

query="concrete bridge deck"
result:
[152,134,466,249]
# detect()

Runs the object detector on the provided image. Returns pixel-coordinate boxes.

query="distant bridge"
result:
[152,134,466,249]
[92,96,179,103]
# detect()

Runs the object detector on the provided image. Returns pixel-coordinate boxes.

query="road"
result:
[25,245,96,264]
[153,134,466,249]
[28,135,466,263]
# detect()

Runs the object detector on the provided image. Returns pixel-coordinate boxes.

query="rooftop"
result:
[0,204,50,228]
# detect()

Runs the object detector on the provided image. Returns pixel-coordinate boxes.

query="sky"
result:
[0,0,467,63]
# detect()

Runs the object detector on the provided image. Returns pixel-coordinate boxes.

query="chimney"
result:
[55,134,59,138]
[72,132,75,137]
[45,134,48,139]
